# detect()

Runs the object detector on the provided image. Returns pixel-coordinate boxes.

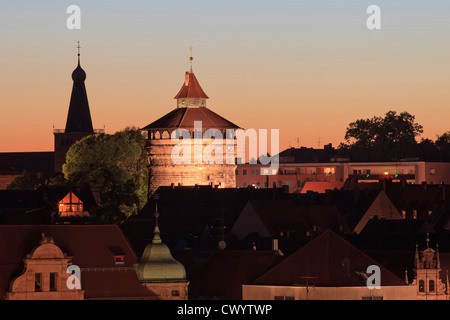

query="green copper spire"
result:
[135,194,187,283]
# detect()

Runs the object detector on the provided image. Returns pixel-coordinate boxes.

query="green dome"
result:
[136,226,187,283]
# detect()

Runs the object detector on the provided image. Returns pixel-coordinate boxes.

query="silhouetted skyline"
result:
[1,0,449,152]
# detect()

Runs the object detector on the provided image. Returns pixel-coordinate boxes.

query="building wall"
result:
[424,162,450,185]
[54,132,93,172]
[236,162,450,193]
[242,284,417,300]
[143,281,189,300]
[6,239,84,300]
[147,137,236,194]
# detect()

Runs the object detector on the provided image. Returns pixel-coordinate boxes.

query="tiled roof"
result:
[0,225,157,299]
[0,152,54,174]
[253,230,407,287]
[142,106,240,131]
[235,199,350,237]
[174,72,209,99]
[179,249,283,300]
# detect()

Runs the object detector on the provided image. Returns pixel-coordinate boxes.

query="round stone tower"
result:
[142,56,240,195]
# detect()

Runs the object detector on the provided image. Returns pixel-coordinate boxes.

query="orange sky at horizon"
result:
[1,1,449,153]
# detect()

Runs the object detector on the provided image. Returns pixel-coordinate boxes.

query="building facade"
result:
[236,159,450,193]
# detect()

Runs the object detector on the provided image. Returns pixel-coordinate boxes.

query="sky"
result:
[1,0,449,153]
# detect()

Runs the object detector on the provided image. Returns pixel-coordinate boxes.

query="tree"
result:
[340,111,423,161]
[63,127,148,224]
[7,172,38,190]
[435,131,450,162]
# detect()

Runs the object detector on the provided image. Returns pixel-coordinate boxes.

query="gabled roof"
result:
[231,199,350,241]
[253,230,407,287]
[182,249,283,300]
[0,225,157,299]
[174,72,209,99]
[0,152,54,174]
[142,106,240,131]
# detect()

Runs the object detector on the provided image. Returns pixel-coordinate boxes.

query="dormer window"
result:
[114,255,125,265]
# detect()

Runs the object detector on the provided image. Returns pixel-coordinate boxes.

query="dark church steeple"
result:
[65,42,94,133]
[54,43,101,172]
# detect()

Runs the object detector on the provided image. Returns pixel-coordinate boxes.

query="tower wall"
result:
[146,137,237,194]
[54,132,93,173]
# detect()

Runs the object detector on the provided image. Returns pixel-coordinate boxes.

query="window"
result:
[362,296,383,300]
[50,273,57,291]
[251,169,255,175]
[242,182,247,188]
[114,255,125,265]
[243,169,247,176]
[274,296,294,300]
[235,169,238,175]
[35,273,42,292]
[429,280,435,292]
[419,280,425,292]
[171,290,180,296]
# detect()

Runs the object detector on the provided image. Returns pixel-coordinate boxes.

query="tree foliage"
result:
[339,111,450,162]
[62,127,148,224]
[7,172,38,190]
[339,111,424,161]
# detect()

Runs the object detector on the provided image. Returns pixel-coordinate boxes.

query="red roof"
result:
[300,181,345,194]
[0,225,158,299]
[253,230,407,287]
[174,72,209,99]
[142,106,240,131]
[178,250,283,300]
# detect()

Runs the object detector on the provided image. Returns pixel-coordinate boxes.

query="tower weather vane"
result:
[189,46,193,73]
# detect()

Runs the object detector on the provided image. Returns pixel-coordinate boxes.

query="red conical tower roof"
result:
[174,71,209,99]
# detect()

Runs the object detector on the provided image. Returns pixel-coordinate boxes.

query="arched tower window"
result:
[429,280,435,292]
[419,280,425,292]
[162,131,170,139]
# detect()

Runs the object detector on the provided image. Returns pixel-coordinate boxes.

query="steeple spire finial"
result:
[152,193,162,244]
[189,46,193,73]
[77,41,81,65]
